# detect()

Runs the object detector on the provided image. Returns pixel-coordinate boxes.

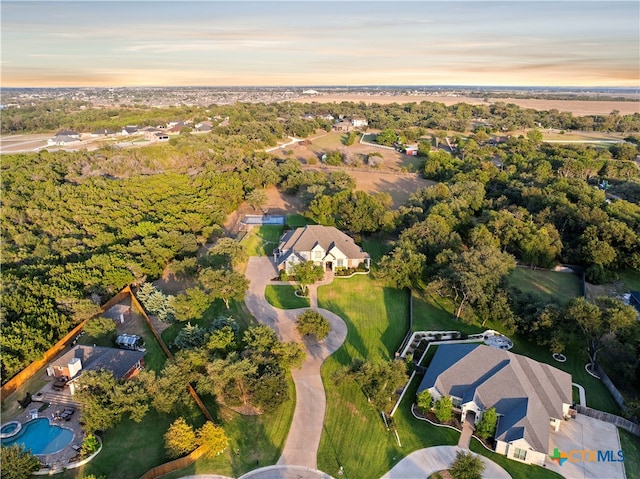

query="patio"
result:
[547,413,624,479]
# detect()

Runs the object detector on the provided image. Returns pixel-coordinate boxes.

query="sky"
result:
[1,1,639,87]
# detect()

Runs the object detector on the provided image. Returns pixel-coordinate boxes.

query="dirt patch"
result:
[292,94,640,116]
[584,280,629,301]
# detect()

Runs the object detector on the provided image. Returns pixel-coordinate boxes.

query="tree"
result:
[340,359,408,412]
[196,422,229,458]
[170,287,211,321]
[0,445,40,479]
[203,237,247,268]
[416,389,432,413]
[434,396,453,422]
[436,245,516,320]
[344,131,358,146]
[272,341,306,369]
[475,407,498,439]
[164,417,197,458]
[449,451,485,479]
[246,189,267,213]
[207,325,237,354]
[526,129,543,143]
[74,370,149,433]
[376,129,398,146]
[291,261,324,294]
[296,310,331,340]
[174,322,207,349]
[243,324,278,353]
[199,269,249,309]
[567,296,638,368]
[83,317,117,342]
[377,241,426,289]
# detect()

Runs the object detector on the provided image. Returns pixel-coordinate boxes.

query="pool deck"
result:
[6,375,86,471]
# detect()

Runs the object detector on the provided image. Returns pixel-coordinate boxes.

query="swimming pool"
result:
[1,418,74,455]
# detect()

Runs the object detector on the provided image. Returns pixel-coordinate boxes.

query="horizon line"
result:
[3,84,639,90]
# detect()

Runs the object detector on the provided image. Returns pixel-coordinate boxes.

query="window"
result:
[337,259,344,267]
[313,251,322,259]
[513,448,527,460]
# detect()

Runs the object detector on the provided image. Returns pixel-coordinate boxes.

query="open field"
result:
[506,268,583,304]
[292,94,640,116]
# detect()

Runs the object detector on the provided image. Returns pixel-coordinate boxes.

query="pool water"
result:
[1,423,19,434]
[1,418,73,455]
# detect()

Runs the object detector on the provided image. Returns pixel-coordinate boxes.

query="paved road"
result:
[244,257,347,469]
[239,465,334,479]
[380,446,511,479]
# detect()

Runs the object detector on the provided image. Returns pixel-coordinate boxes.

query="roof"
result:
[277,225,369,263]
[629,291,640,312]
[55,129,78,136]
[53,345,145,380]
[122,126,139,134]
[52,135,80,143]
[418,343,572,452]
[92,128,115,135]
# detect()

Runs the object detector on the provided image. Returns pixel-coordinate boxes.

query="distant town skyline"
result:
[2,1,638,88]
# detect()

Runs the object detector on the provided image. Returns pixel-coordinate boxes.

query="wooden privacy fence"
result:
[575,405,640,436]
[594,363,626,410]
[1,287,131,400]
[129,287,214,423]
[139,444,208,479]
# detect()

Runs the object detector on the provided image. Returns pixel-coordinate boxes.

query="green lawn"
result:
[619,428,640,479]
[506,268,582,304]
[264,284,310,309]
[286,214,315,228]
[241,225,283,257]
[317,275,414,477]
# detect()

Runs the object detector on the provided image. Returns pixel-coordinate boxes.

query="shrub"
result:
[416,389,432,413]
[449,451,485,479]
[80,433,101,457]
[196,422,229,458]
[164,418,197,458]
[475,407,498,439]
[279,269,289,281]
[297,310,331,341]
[434,396,453,422]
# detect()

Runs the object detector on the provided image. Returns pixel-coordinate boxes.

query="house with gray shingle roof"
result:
[417,343,572,466]
[48,345,145,394]
[273,225,370,273]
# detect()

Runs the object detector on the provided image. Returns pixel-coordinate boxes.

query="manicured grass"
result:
[318,275,414,477]
[506,268,582,304]
[286,214,315,228]
[362,237,394,263]
[619,428,640,479]
[411,289,484,334]
[241,225,283,257]
[469,438,563,479]
[264,284,310,309]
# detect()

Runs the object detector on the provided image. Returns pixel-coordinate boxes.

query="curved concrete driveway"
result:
[244,257,348,469]
[380,446,511,479]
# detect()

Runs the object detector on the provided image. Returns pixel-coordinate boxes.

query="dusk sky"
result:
[2,1,638,87]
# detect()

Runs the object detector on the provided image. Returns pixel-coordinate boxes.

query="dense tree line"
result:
[4,98,639,137]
